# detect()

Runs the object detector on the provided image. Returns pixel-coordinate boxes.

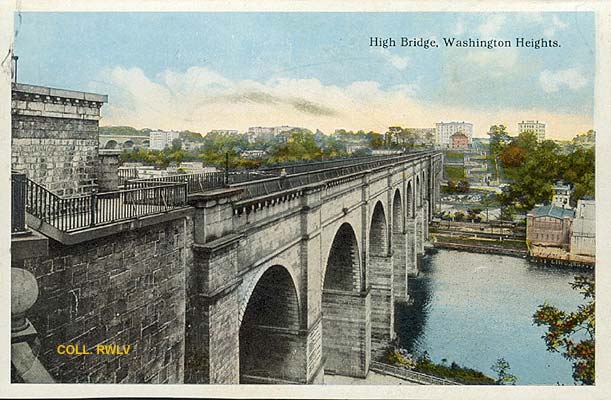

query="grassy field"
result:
[444,165,466,180]
[444,151,464,162]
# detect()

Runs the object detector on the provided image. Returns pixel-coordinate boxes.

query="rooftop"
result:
[529,204,575,219]
[12,82,107,103]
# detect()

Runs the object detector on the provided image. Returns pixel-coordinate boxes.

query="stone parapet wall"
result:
[12,216,192,383]
[11,83,106,196]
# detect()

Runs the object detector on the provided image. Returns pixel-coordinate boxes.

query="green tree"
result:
[368,132,385,149]
[491,358,518,385]
[533,275,595,385]
[487,124,511,158]
[171,138,182,151]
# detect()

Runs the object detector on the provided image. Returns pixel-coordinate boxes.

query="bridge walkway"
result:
[13,151,437,238]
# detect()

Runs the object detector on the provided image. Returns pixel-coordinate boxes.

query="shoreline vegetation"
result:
[385,348,497,385]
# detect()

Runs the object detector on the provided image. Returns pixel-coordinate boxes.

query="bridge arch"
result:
[406,180,413,218]
[104,139,118,149]
[323,222,362,292]
[416,175,421,208]
[322,222,369,377]
[239,264,302,383]
[123,139,135,150]
[369,201,388,257]
[392,189,403,234]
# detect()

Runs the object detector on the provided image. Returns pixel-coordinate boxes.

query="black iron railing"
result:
[117,167,139,186]
[232,151,433,199]
[12,172,27,234]
[125,170,277,193]
[259,154,393,175]
[24,177,188,232]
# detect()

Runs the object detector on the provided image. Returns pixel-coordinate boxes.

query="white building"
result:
[410,127,436,146]
[518,120,546,142]
[149,131,180,150]
[570,198,595,257]
[208,129,239,136]
[247,126,300,142]
[552,181,573,208]
[240,149,268,159]
[435,122,473,148]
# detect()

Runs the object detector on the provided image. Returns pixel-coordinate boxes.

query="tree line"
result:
[488,125,594,210]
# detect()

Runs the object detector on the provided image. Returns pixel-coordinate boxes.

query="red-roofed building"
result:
[450,132,469,149]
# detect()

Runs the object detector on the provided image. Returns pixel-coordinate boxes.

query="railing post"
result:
[12,172,27,234]
[224,152,230,187]
[90,188,97,227]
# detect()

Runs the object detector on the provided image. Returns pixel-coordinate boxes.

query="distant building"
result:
[410,128,436,146]
[552,181,573,208]
[372,149,403,155]
[175,162,218,174]
[570,198,595,257]
[182,140,202,151]
[150,131,180,150]
[208,129,239,136]
[240,149,268,159]
[526,204,575,249]
[436,122,473,147]
[518,120,546,142]
[247,126,300,143]
[450,132,469,149]
[345,143,368,154]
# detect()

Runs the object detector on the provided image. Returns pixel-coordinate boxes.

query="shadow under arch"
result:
[239,264,302,384]
[322,222,370,378]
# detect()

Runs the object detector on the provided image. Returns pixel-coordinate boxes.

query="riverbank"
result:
[324,369,418,385]
[431,233,528,257]
[529,245,595,270]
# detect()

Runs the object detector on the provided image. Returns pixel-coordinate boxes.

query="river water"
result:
[395,249,592,385]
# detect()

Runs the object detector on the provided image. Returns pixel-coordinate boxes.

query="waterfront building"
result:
[450,132,469,149]
[435,121,473,148]
[570,198,595,257]
[526,204,574,249]
[518,120,546,142]
[149,130,180,150]
[552,181,573,208]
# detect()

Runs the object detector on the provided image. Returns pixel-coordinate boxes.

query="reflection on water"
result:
[395,249,592,385]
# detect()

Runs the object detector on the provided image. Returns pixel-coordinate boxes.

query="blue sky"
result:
[14,12,595,138]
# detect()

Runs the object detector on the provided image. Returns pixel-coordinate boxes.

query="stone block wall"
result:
[97,151,120,191]
[392,232,408,301]
[11,83,107,196]
[322,290,371,378]
[369,255,394,356]
[12,216,192,383]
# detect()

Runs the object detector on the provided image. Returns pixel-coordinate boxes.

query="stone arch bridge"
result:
[99,134,149,150]
[186,151,442,384]
[11,83,443,384]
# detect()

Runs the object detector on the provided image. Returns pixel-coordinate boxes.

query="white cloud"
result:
[477,15,507,37]
[544,15,569,37]
[371,48,409,70]
[453,18,466,36]
[89,65,591,140]
[466,48,519,70]
[539,67,588,93]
